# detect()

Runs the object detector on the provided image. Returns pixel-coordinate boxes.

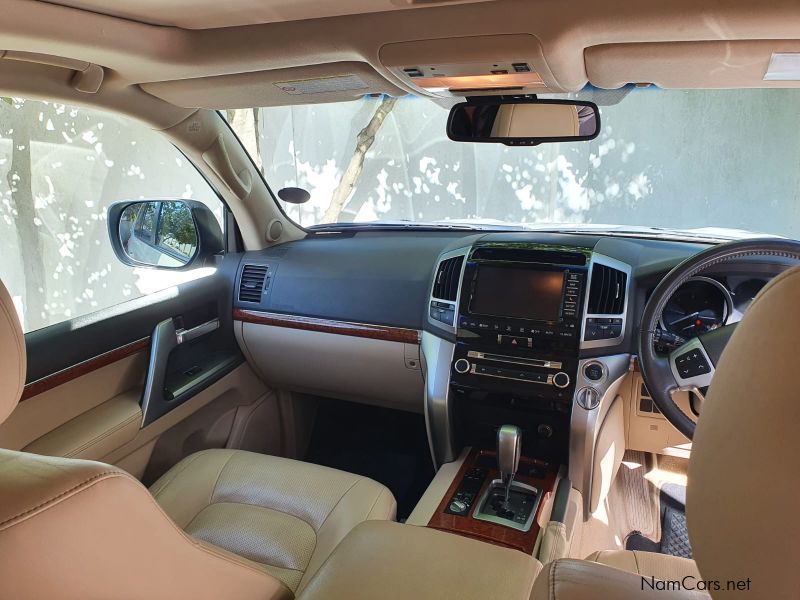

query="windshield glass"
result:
[227,89,800,238]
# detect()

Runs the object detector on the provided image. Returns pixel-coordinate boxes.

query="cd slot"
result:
[466,351,562,370]
[470,363,554,385]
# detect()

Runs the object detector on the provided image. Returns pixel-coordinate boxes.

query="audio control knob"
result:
[454,358,471,374]
[553,372,571,389]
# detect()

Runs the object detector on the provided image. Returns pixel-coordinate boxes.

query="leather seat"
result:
[533,550,707,599]
[0,278,396,599]
[151,448,395,592]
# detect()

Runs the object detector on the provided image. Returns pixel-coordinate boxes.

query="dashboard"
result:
[230,229,793,469]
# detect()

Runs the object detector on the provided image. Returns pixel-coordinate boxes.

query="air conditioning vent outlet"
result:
[239,264,269,303]
[587,263,627,315]
[432,255,464,302]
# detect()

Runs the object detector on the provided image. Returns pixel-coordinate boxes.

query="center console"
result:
[435,243,594,467]
[451,244,589,407]
[423,239,631,550]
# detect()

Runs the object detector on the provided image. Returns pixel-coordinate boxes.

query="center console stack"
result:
[444,243,594,464]
[451,244,589,407]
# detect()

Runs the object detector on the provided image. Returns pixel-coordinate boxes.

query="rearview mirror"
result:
[447,98,600,146]
[108,199,223,270]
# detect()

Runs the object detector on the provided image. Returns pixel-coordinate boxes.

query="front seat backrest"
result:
[0,279,290,600]
[688,266,800,598]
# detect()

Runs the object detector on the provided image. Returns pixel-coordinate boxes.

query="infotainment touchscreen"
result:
[469,264,565,321]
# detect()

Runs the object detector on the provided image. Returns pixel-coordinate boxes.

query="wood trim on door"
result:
[234,309,421,345]
[21,337,151,401]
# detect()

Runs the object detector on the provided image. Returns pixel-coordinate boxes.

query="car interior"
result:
[1,1,800,598]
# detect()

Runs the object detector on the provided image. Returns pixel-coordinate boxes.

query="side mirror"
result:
[447,97,600,146]
[108,199,223,270]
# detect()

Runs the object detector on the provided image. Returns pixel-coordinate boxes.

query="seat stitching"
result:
[184,500,318,537]
[632,550,642,575]
[0,470,121,528]
[209,451,236,505]
[550,560,558,600]
[313,476,363,534]
[150,451,207,498]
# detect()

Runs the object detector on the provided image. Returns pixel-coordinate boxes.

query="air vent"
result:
[587,264,627,315]
[239,264,268,303]
[432,256,464,302]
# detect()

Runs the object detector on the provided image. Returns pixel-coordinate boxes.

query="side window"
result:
[0,98,224,333]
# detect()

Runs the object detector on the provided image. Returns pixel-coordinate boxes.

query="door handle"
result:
[176,318,220,345]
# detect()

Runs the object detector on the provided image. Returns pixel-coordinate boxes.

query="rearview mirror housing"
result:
[447,97,600,146]
[108,199,223,270]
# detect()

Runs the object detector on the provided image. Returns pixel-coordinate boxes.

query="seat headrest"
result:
[687,265,800,597]
[0,279,25,424]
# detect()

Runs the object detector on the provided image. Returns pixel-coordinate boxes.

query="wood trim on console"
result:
[427,448,558,555]
[234,309,421,345]
[21,337,151,401]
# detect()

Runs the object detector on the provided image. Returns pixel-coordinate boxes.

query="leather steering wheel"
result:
[638,238,800,439]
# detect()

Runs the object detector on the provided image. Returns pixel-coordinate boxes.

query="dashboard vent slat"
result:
[433,256,464,302]
[239,264,269,303]
[588,264,627,315]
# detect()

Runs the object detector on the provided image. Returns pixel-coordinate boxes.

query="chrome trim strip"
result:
[421,331,457,468]
[466,350,562,370]
[468,364,554,386]
[176,318,219,345]
[427,247,470,335]
[580,254,633,350]
[472,479,541,532]
[568,354,632,517]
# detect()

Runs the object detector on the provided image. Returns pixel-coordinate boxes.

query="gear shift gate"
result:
[473,424,542,532]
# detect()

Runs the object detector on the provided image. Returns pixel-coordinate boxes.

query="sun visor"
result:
[586,41,800,89]
[140,62,404,109]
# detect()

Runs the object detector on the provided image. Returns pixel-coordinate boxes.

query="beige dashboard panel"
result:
[237,322,424,413]
[587,40,800,89]
[624,372,692,455]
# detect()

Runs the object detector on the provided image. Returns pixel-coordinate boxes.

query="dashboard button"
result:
[584,362,604,381]
[454,359,471,374]
[553,372,571,389]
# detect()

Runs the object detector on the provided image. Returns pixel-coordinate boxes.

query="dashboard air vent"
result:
[239,264,269,303]
[432,256,464,302]
[588,264,627,314]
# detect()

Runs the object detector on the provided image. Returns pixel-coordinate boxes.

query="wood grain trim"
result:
[427,448,558,555]
[233,309,421,345]
[21,337,151,401]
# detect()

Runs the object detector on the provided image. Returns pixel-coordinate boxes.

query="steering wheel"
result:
[638,238,800,439]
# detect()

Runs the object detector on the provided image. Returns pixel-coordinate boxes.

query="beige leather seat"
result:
[151,448,395,591]
[532,266,800,599]
[0,279,395,599]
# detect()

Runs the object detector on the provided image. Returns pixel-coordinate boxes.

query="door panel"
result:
[0,253,278,478]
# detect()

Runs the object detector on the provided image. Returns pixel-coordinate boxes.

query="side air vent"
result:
[432,255,464,301]
[239,264,269,303]
[588,264,627,315]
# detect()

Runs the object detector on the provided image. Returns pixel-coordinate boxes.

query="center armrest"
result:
[297,520,542,600]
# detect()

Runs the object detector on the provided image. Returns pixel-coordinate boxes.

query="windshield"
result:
[227,89,800,238]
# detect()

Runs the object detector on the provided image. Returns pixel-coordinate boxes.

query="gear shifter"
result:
[497,424,522,508]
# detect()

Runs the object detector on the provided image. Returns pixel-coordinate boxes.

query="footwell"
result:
[625,482,692,559]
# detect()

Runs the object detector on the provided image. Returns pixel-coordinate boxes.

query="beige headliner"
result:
[5,0,800,105]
